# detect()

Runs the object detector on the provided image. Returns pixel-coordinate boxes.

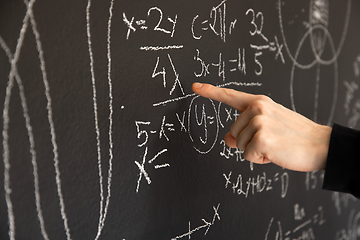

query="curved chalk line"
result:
[95,0,115,238]
[25,0,73,239]
[308,0,351,65]
[1,31,50,240]
[2,0,36,238]
[86,1,107,240]
[87,0,115,239]
[278,0,351,69]
[290,24,338,125]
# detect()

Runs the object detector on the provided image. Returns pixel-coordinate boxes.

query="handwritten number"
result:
[246,9,257,36]
[147,7,176,37]
[152,57,166,88]
[135,121,150,147]
[254,52,263,76]
[246,8,265,37]
[256,12,264,35]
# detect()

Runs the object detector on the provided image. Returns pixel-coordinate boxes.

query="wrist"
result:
[312,124,332,170]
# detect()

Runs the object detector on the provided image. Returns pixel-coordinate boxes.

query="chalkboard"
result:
[1,0,360,239]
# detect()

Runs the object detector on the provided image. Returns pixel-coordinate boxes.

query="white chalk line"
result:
[25,0,72,239]
[96,0,115,238]
[290,24,338,125]
[154,163,170,169]
[148,149,168,164]
[171,203,220,240]
[153,93,196,107]
[1,29,50,240]
[87,0,114,238]
[278,0,351,68]
[293,219,312,233]
[140,45,184,51]
[309,0,351,65]
[2,0,35,238]
[86,0,106,238]
[3,58,17,240]
[135,147,151,193]
[264,217,274,240]
[86,0,106,239]
[153,82,262,107]
[188,96,220,155]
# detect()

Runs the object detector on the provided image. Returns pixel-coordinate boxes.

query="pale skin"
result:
[192,82,332,172]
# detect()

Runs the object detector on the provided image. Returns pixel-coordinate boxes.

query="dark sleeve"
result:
[322,123,360,198]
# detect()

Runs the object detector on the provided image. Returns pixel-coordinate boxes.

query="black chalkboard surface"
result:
[1,0,360,239]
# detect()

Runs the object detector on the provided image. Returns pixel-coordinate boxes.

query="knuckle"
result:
[257,95,272,102]
[250,115,265,129]
[248,100,266,115]
[252,131,266,147]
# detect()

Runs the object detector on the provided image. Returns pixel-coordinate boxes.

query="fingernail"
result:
[193,82,203,89]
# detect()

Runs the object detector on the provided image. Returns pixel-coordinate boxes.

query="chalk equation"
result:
[223,170,289,198]
[265,204,325,240]
[1,0,359,239]
[134,82,262,192]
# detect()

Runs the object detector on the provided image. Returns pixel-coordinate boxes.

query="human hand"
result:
[192,82,332,172]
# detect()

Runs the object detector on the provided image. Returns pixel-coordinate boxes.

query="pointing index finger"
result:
[192,82,258,112]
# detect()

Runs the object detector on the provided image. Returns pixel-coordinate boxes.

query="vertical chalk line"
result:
[25,0,71,239]
[1,32,50,240]
[95,0,115,238]
[3,58,16,240]
[86,0,106,238]
[2,0,35,238]
[86,0,117,239]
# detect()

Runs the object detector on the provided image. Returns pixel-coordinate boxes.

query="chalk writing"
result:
[305,171,324,191]
[123,7,178,39]
[147,7,177,37]
[152,54,185,96]
[332,192,358,216]
[135,146,169,192]
[2,1,359,239]
[344,81,359,115]
[188,96,219,154]
[294,204,306,221]
[335,210,360,240]
[354,54,360,78]
[278,0,352,125]
[194,49,210,78]
[265,206,325,240]
[134,118,172,192]
[348,99,360,128]
[171,203,220,239]
[219,141,254,171]
[223,171,289,198]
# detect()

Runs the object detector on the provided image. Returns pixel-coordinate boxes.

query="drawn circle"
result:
[188,96,219,154]
[278,0,351,69]
[309,24,347,66]
[308,0,328,60]
[290,24,338,125]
